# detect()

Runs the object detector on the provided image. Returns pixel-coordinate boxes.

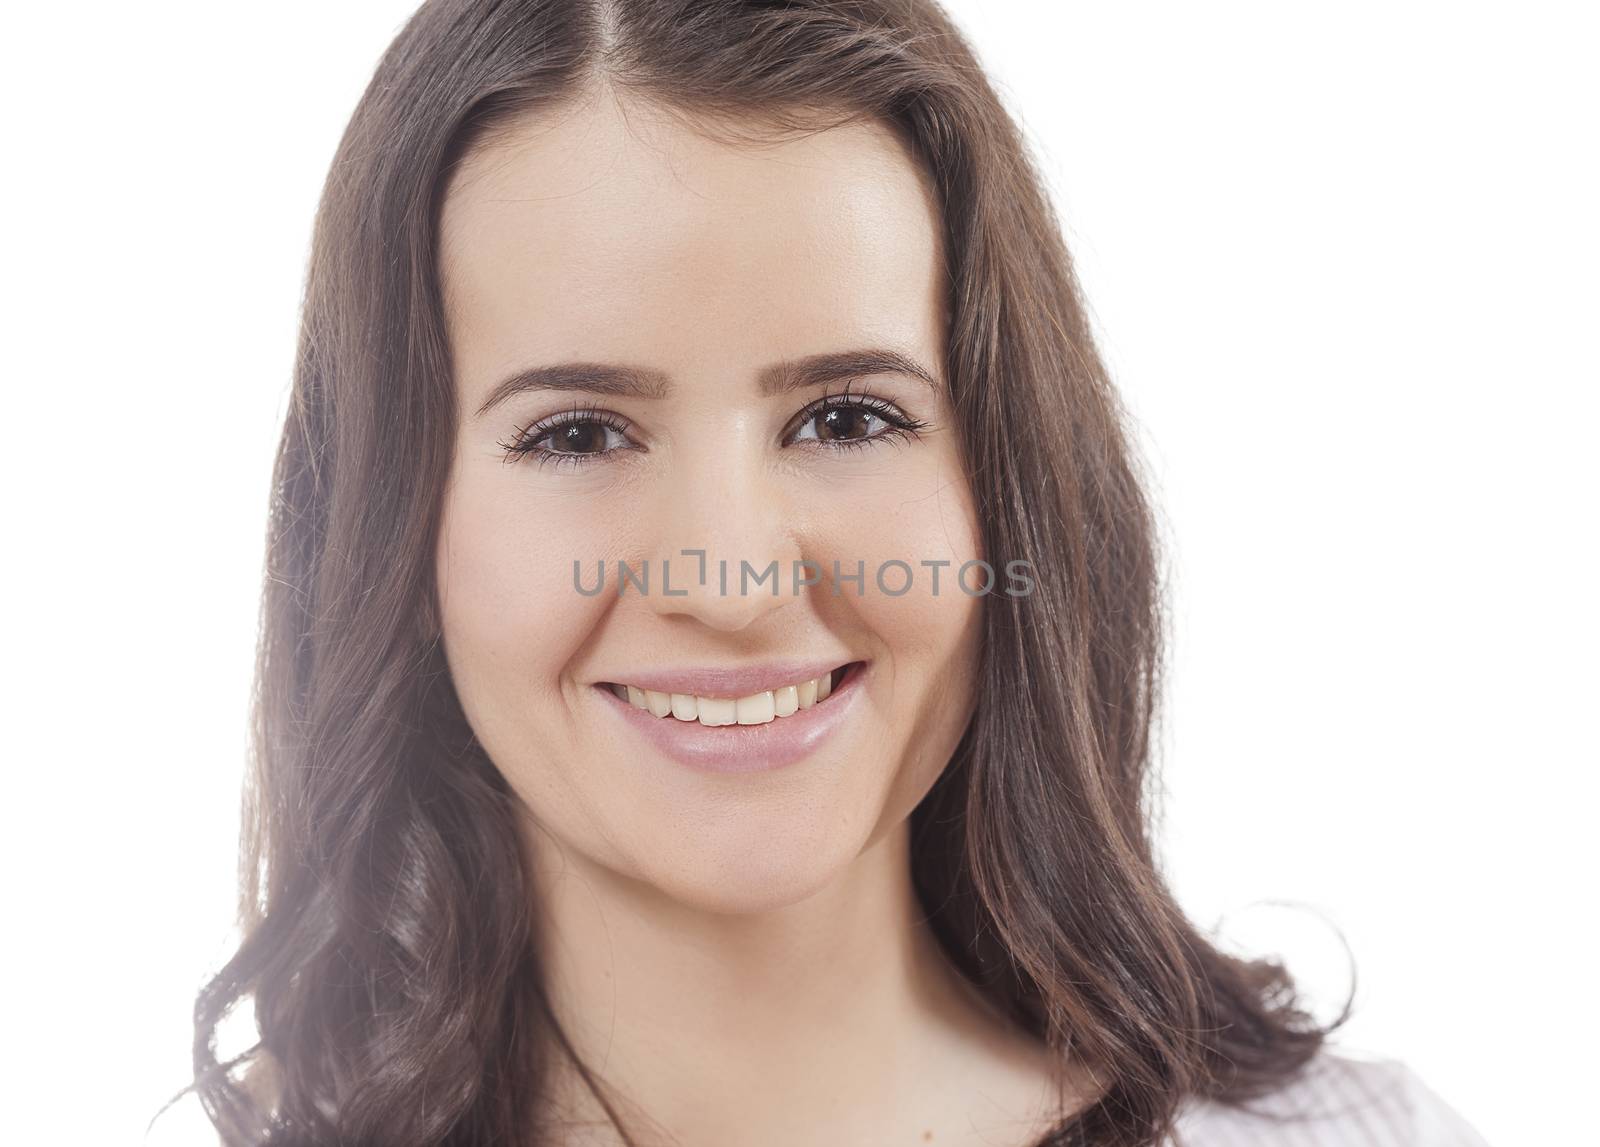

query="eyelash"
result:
[497,385,929,471]
[499,405,635,472]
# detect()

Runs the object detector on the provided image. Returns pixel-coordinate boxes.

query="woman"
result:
[183,2,1491,1144]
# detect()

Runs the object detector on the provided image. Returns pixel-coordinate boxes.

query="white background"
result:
[3,3,1592,1144]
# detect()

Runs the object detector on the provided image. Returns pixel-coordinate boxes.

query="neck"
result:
[522,816,1066,1146]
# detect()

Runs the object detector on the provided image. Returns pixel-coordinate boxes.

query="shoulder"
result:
[1167,1047,1492,1146]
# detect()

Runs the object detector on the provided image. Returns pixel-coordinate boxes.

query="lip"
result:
[592,658,853,700]
[592,660,869,775]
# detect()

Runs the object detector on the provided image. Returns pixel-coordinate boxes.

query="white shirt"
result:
[1167,1049,1492,1145]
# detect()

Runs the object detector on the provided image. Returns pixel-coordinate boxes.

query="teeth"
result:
[610,668,846,726]
[696,696,737,727]
[736,691,775,725]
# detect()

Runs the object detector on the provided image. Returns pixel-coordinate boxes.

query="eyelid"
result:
[512,403,634,442]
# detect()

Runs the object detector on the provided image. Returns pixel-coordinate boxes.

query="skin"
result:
[435,81,1097,1145]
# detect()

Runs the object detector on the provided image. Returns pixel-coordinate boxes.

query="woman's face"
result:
[436,90,984,913]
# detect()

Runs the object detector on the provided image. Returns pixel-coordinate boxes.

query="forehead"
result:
[437,91,946,395]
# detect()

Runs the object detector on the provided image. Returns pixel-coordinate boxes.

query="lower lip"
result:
[592,661,869,775]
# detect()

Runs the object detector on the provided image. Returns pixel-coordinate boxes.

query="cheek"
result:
[434,468,629,741]
[811,452,986,729]
[803,452,986,832]
[811,450,985,655]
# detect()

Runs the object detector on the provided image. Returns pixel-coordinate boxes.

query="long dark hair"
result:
[177,1,1352,1143]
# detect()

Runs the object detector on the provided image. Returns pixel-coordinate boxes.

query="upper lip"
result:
[596,658,859,699]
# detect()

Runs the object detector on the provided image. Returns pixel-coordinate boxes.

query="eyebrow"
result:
[471,347,940,419]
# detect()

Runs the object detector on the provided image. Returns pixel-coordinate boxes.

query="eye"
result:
[498,388,929,471]
[785,391,928,453]
[498,406,636,470]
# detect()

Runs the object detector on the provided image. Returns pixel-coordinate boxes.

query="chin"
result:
[630,819,873,917]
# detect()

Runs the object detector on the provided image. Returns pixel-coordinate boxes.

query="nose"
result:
[639,433,805,633]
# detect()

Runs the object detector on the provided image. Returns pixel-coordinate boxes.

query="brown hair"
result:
[176,1,1352,1143]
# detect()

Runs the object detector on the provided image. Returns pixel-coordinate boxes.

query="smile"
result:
[592,661,869,775]
[602,663,846,727]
